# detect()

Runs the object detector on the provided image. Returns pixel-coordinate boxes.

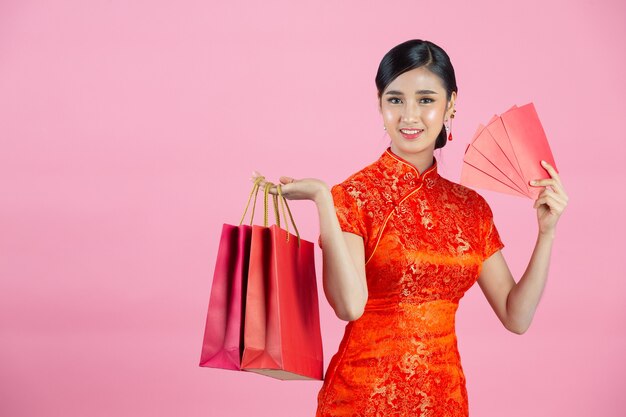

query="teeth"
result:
[401,129,422,134]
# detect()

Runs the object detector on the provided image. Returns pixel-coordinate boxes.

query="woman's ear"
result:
[446,91,457,118]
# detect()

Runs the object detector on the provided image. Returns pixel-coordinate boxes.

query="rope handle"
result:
[262,181,287,228]
[277,184,301,247]
[239,176,301,247]
[263,182,272,226]
[238,176,265,226]
[272,193,281,228]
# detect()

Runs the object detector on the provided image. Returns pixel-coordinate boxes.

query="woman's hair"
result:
[375,39,458,150]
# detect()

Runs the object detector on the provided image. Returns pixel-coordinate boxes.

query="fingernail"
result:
[541,160,547,165]
[530,180,536,185]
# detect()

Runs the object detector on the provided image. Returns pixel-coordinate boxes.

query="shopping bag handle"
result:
[239,176,265,227]
[261,181,302,247]
[263,181,275,227]
[263,182,289,227]
[277,184,301,247]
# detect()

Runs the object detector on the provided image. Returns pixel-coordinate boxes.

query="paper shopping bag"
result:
[240,183,324,380]
[198,177,264,370]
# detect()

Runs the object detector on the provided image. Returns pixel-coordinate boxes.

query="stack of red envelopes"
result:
[460,102,557,199]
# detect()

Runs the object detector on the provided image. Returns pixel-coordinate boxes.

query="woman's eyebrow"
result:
[384,89,439,95]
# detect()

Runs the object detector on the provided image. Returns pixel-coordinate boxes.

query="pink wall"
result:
[1,1,624,416]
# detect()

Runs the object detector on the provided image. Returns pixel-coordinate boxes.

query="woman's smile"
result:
[399,128,424,140]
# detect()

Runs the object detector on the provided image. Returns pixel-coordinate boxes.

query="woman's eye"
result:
[386,97,433,104]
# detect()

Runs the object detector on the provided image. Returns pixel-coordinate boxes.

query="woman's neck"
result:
[389,144,435,175]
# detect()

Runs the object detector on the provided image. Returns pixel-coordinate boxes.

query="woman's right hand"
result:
[251,170,329,203]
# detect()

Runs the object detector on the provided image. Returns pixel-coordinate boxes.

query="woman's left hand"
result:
[530,160,569,236]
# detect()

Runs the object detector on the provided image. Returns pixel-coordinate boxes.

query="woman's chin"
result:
[391,137,435,153]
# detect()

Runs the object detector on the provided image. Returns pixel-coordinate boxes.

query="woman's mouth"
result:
[399,128,424,140]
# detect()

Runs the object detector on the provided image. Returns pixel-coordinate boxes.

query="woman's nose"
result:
[401,101,420,123]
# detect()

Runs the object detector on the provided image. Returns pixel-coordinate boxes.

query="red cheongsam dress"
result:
[316,147,505,417]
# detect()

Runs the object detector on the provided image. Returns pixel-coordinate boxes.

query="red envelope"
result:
[500,103,557,198]
[467,125,528,195]
[460,102,558,199]
[461,160,526,198]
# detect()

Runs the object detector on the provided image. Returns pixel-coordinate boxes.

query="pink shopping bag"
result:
[198,177,263,370]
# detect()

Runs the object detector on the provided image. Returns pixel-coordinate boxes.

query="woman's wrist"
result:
[538,229,556,241]
[313,183,332,206]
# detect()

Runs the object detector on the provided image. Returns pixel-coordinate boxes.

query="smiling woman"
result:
[251,38,568,417]
[376,40,458,159]
[379,65,456,172]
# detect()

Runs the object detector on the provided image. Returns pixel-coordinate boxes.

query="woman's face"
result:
[378,66,456,161]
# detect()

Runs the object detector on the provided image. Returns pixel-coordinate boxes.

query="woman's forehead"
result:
[385,67,445,93]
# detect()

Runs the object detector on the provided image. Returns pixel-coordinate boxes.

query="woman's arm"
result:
[250,172,368,322]
[477,160,568,334]
[478,235,553,334]
[316,188,368,321]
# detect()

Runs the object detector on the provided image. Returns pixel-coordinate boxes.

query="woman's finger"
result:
[530,178,560,191]
[250,176,278,195]
[539,160,567,193]
[533,192,566,212]
[538,188,567,205]
[530,164,566,196]
[250,173,300,197]
[535,198,566,215]
[262,181,279,195]
[530,178,568,201]
[251,171,264,183]
[540,160,561,181]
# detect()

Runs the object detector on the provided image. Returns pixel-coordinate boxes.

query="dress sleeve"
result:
[318,183,365,249]
[480,198,505,261]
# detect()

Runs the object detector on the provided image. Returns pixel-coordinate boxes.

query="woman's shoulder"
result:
[438,176,490,209]
[329,160,383,212]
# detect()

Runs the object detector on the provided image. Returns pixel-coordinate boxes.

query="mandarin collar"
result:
[378,146,440,187]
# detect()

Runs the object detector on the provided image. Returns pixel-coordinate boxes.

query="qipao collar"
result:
[375,147,440,200]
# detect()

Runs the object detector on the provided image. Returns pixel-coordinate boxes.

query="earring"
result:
[446,108,456,141]
[444,119,453,141]
[383,125,386,131]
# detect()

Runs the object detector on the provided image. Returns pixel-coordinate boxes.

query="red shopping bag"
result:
[241,183,324,380]
[198,177,264,370]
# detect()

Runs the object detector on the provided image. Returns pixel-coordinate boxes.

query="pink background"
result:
[1,1,624,416]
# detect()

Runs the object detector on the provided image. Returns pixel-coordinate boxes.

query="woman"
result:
[251,39,568,416]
